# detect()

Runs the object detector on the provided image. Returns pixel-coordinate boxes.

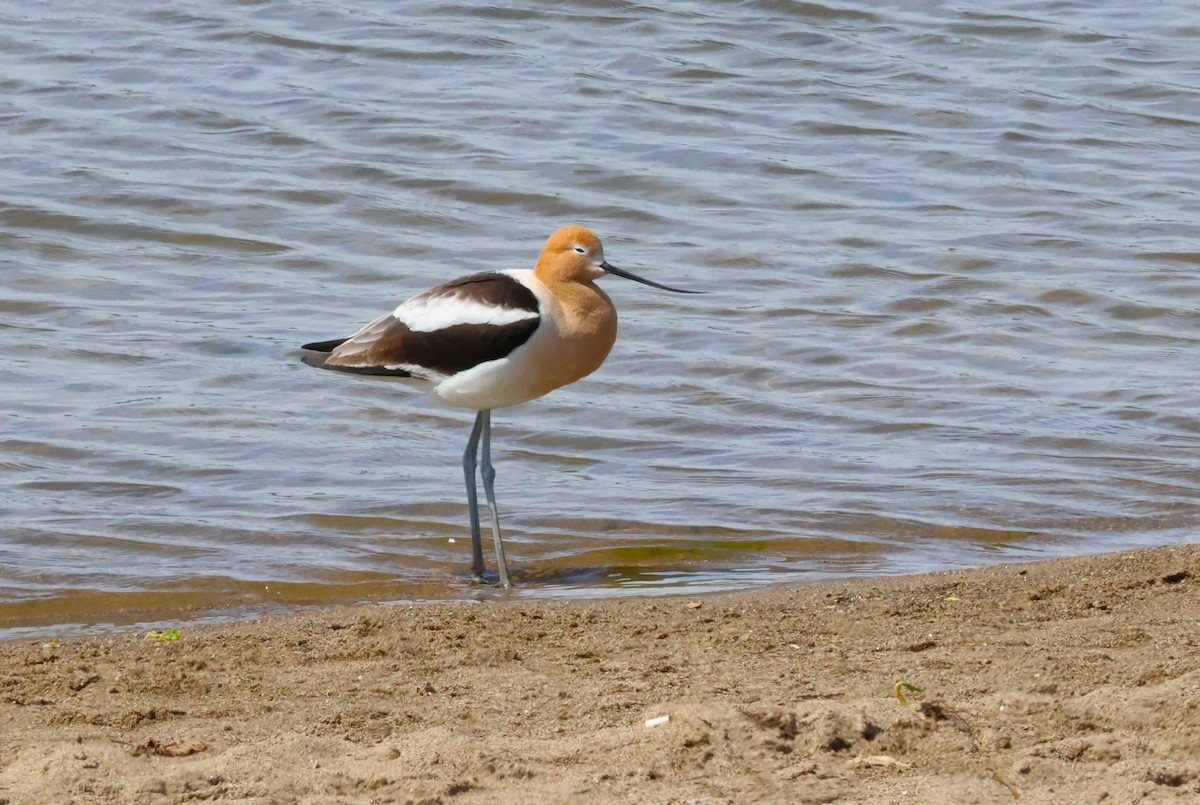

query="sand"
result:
[1,544,1198,804]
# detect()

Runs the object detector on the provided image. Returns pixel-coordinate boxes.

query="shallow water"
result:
[3,0,1199,637]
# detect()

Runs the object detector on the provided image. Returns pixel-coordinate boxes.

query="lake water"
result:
[3,0,1199,638]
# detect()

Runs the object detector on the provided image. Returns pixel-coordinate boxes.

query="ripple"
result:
[2,0,1200,636]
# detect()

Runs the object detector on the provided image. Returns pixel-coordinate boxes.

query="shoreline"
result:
[2,543,1197,803]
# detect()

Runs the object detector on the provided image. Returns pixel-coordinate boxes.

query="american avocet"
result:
[301,226,697,588]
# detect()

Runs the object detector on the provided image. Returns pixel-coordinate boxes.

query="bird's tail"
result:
[299,338,413,377]
[301,338,349,352]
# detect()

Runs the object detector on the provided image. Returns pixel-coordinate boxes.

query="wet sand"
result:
[1,544,1198,804]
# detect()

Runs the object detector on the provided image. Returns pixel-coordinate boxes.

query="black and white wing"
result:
[301,272,542,379]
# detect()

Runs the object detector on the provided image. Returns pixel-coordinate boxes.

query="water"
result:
[3,0,1199,638]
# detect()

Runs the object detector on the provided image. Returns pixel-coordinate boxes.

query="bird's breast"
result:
[542,281,618,387]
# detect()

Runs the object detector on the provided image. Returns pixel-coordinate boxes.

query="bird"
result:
[300,225,698,589]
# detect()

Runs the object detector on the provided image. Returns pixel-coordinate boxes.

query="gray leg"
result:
[463,410,485,579]
[479,410,512,589]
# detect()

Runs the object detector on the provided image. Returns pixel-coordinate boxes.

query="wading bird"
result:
[301,226,697,588]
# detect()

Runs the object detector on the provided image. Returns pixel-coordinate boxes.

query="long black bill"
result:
[600,261,702,294]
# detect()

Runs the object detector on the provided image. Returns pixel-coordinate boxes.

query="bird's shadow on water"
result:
[463,561,758,599]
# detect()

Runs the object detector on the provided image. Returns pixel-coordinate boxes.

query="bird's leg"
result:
[463,410,486,579]
[479,410,512,589]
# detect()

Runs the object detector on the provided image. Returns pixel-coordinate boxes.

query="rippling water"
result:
[3,0,1199,637]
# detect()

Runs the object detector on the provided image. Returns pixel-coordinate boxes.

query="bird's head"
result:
[534,226,700,293]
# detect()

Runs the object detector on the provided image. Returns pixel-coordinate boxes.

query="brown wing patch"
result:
[324,315,540,377]
[425,272,540,314]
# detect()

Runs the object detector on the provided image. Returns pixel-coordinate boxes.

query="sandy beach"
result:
[1,544,1197,804]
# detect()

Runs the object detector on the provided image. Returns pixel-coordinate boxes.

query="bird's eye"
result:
[573,245,587,255]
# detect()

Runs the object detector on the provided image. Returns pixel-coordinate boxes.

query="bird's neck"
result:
[546,279,617,342]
